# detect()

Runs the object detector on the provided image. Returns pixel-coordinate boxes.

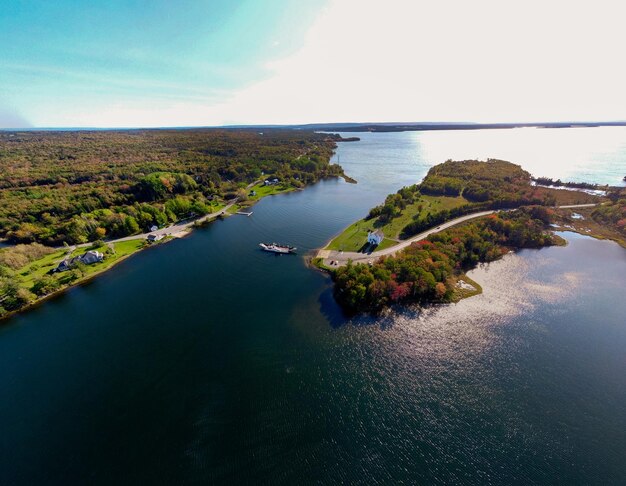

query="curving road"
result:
[317,204,599,267]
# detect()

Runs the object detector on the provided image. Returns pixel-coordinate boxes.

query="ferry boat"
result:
[259,242,297,254]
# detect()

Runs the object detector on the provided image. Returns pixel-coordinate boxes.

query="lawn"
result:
[326,195,468,251]
[17,249,68,286]
[247,182,296,201]
[16,239,145,289]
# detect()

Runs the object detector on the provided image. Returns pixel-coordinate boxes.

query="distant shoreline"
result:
[304,121,626,133]
[3,121,626,133]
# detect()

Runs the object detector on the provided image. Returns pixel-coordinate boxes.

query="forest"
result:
[333,206,560,314]
[0,129,345,245]
[591,187,626,236]
[366,159,599,240]
[416,159,595,205]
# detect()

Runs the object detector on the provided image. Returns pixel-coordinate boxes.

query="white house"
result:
[147,233,163,243]
[150,225,159,232]
[55,250,103,272]
[80,250,104,265]
[367,230,384,246]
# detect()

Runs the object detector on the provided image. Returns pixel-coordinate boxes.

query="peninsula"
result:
[315,159,625,314]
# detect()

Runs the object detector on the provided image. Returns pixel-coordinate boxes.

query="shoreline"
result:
[314,199,610,315]
[0,175,348,324]
[320,233,570,317]
[551,206,626,249]
[315,204,599,269]
[0,242,149,322]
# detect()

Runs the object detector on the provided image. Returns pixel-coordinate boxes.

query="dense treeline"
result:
[333,207,559,314]
[592,187,626,235]
[401,203,483,238]
[420,159,554,204]
[366,184,420,222]
[532,177,607,191]
[0,243,54,315]
[0,129,345,245]
[369,159,600,240]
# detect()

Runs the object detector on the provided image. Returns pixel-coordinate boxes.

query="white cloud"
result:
[35,0,626,126]
[209,0,626,124]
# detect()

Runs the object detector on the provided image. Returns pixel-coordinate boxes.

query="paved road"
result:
[74,181,259,249]
[554,203,598,209]
[318,203,599,267]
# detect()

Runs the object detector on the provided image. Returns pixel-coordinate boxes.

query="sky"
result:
[1,0,625,128]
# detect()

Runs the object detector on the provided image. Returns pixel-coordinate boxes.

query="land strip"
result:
[317,204,598,268]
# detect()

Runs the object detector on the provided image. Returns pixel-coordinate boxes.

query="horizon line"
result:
[2,119,626,131]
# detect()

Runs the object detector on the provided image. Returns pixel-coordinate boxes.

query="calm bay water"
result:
[1,128,625,484]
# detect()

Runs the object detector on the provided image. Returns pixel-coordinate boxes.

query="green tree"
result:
[32,275,61,296]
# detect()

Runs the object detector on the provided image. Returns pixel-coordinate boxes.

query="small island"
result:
[315,159,626,314]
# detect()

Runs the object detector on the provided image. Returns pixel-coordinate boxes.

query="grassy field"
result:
[326,195,468,251]
[17,249,67,286]
[16,240,145,289]
[247,182,296,201]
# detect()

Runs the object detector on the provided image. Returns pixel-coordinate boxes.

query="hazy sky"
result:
[2,0,625,127]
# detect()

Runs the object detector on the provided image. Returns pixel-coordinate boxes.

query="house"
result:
[55,258,74,272]
[79,250,104,265]
[263,178,280,186]
[150,225,159,232]
[147,233,163,243]
[54,250,103,272]
[249,190,257,197]
[367,230,384,246]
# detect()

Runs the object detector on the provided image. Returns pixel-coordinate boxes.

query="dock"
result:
[236,210,253,216]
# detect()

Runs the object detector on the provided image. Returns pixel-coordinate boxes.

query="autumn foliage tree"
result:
[333,207,560,314]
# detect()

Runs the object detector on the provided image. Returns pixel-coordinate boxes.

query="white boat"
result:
[259,243,297,254]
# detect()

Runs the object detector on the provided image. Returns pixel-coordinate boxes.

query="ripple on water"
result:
[279,238,625,484]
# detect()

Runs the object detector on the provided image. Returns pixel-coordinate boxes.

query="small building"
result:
[55,258,75,272]
[80,250,104,265]
[147,233,163,243]
[249,190,257,197]
[55,250,103,272]
[150,225,159,232]
[367,230,384,246]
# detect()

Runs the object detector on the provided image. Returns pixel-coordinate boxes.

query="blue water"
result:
[0,128,625,484]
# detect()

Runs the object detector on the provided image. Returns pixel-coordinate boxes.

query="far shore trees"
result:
[0,129,346,246]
